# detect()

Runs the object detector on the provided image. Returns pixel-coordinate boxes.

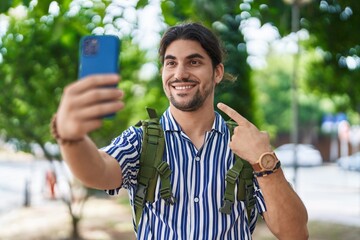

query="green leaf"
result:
[0,0,12,13]
[22,0,31,7]
[136,0,149,9]
[34,0,53,15]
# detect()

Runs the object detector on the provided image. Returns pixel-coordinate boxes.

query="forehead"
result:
[164,39,210,59]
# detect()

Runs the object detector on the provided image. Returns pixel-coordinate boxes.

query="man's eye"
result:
[166,61,176,66]
[190,60,199,65]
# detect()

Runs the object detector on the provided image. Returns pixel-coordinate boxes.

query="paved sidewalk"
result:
[282,164,360,227]
[0,196,135,240]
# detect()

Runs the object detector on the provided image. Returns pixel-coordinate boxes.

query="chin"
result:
[171,101,202,112]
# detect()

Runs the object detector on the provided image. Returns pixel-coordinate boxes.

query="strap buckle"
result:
[134,183,147,208]
[245,182,255,207]
[225,168,239,184]
[146,107,158,119]
[159,187,176,205]
[166,196,176,205]
[157,161,172,178]
[157,161,176,205]
[219,199,233,214]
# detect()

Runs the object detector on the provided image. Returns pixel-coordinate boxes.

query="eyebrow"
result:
[164,53,205,60]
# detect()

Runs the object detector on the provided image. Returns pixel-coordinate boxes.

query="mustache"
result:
[169,78,198,84]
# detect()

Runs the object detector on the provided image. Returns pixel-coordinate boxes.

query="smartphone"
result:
[78,35,121,118]
[78,35,120,78]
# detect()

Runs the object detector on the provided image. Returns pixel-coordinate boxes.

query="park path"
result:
[0,194,136,240]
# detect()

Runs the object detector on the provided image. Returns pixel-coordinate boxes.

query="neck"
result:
[170,103,215,149]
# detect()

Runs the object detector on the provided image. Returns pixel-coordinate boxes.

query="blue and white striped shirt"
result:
[102,108,266,239]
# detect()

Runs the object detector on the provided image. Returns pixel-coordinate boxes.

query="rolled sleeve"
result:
[101,126,143,194]
[254,178,267,214]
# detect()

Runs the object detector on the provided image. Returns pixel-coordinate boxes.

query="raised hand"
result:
[56,74,125,141]
[217,102,272,164]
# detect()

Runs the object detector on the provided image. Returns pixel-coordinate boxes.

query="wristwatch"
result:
[252,152,281,177]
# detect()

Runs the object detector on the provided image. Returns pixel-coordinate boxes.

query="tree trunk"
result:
[71,216,81,240]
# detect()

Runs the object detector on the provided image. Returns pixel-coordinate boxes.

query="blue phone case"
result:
[78,35,120,78]
[78,35,120,118]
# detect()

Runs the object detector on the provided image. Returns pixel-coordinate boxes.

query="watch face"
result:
[260,153,277,170]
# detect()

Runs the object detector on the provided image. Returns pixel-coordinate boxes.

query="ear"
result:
[214,63,224,84]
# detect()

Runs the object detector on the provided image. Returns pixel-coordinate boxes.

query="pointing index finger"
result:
[217,102,247,125]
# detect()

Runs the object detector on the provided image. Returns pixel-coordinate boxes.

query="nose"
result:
[174,65,190,80]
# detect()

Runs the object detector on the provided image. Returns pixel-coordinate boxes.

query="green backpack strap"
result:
[219,121,256,221]
[237,158,256,220]
[134,108,175,230]
[219,155,244,214]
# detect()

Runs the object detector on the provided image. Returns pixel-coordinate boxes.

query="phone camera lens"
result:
[84,38,98,56]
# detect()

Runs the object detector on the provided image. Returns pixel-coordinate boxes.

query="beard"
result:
[167,79,214,112]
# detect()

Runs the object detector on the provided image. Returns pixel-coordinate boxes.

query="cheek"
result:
[162,75,168,88]
[161,75,171,95]
[161,71,172,86]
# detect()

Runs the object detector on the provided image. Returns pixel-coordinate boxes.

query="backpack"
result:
[133,108,256,230]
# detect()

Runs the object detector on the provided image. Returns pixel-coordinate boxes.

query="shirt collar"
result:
[160,108,227,134]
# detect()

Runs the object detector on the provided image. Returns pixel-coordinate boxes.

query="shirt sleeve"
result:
[245,178,266,232]
[253,177,267,214]
[100,126,143,194]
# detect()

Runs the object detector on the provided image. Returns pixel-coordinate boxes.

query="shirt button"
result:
[194,197,199,203]
[195,157,200,161]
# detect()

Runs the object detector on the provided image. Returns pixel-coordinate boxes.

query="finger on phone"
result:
[78,101,125,120]
[86,74,120,87]
[75,88,124,107]
[71,74,120,94]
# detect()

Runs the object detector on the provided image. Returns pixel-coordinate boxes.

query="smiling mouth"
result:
[173,85,194,90]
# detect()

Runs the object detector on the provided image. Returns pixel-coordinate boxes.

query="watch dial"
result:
[261,154,276,170]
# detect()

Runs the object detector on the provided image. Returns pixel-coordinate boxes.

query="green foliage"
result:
[0,3,82,157]
[253,55,292,134]
[136,0,149,9]
[213,14,258,124]
[0,0,161,157]
[250,0,360,113]
[253,53,326,135]
[302,0,360,112]
[161,0,196,25]
[0,0,30,13]
[1,0,359,157]
[249,0,292,36]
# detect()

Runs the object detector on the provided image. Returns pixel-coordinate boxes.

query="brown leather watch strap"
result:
[254,161,281,177]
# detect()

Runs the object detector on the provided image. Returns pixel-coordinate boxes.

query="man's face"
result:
[161,39,223,112]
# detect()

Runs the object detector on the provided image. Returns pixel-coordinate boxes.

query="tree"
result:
[302,0,360,112]
[0,0,162,154]
[249,0,360,113]
[0,1,157,238]
[0,0,32,13]
[0,1,81,158]
[253,53,325,139]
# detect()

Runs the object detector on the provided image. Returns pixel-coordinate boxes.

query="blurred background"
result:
[0,0,359,239]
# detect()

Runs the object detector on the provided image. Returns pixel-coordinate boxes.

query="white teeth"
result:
[174,86,193,90]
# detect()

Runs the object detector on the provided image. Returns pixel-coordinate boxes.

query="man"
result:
[52,22,308,239]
